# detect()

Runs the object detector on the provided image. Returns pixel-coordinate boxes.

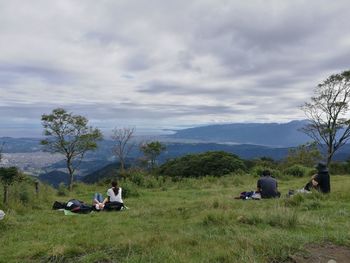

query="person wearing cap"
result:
[256,170,281,198]
[304,163,330,193]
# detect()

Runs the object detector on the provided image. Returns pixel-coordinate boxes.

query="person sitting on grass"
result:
[93,192,105,211]
[304,162,330,193]
[256,170,281,198]
[103,181,126,211]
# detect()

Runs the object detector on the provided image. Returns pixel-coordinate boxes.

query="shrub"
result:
[329,162,349,175]
[251,166,283,178]
[159,151,246,178]
[122,182,140,198]
[57,183,68,196]
[284,165,307,177]
[19,189,30,204]
[128,172,145,186]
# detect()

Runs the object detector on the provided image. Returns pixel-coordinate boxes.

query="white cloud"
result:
[1,0,350,136]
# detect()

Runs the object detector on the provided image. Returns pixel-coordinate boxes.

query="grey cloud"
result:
[1,0,350,136]
[137,81,237,96]
[0,102,238,124]
[0,63,76,85]
[123,53,153,71]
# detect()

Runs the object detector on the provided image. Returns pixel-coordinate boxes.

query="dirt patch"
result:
[287,243,350,263]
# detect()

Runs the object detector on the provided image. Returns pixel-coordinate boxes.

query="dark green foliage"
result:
[251,165,283,178]
[283,164,308,177]
[283,142,322,168]
[120,181,140,198]
[159,151,245,178]
[329,161,350,175]
[140,141,166,170]
[0,167,23,204]
[19,188,30,204]
[57,183,68,196]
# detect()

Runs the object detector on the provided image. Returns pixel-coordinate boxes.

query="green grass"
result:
[1,175,350,262]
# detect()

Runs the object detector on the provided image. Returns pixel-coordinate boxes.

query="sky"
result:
[1,0,350,137]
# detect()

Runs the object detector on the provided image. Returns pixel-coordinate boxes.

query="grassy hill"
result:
[1,175,350,262]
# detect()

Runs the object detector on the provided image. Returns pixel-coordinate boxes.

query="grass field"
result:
[1,175,350,262]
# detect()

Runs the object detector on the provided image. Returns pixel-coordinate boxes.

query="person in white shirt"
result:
[102,181,126,210]
[106,181,123,203]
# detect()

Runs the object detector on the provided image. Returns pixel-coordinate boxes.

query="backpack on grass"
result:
[65,199,92,214]
[104,201,124,211]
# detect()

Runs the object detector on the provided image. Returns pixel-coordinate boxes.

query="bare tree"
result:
[111,127,135,173]
[301,70,350,166]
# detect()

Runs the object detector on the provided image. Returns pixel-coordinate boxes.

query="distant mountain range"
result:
[2,120,350,185]
[170,120,311,147]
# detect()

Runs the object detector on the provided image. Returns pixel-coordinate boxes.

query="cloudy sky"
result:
[1,0,350,137]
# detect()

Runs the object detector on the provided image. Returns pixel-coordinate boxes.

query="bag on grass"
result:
[52,201,66,210]
[104,201,124,211]
[65,199,92,214]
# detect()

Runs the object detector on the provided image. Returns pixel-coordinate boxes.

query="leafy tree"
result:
[111,127,135,173]
[159,151,245,178]
[140,141,166,170]
[41,108,103,190]
[284,142,322,168]
[301,70,350,166]
[0,167,23,204]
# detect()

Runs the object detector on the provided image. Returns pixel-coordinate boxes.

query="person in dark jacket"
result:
[257,170,280,198]
[304,162,330,193]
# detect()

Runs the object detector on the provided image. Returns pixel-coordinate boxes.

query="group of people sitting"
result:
[52,180,126,214]
[255,162,331,199]
[92,181,126,211]
[91,180,129,211]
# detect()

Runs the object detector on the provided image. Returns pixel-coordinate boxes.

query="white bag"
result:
[0,210,5,220]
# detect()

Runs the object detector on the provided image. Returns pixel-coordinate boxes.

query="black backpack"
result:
[104,201,124,211]
[65,199,92,214]
[52,201,66,210]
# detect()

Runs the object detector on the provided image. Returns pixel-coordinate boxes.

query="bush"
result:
[57,183,68,196]
[283,165,307,177]
[19,189,30,204]
[250,166,283,178]
[128,172,145,186]
[122,182,140,198]
[159,151,246,178]
[329,162,350,175]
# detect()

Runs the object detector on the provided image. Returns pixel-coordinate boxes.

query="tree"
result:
[159,151,245,178]
[41,108,103,190]
[301,70,350,166]
[284,142,322,168]
[140,141,166,170]
[0,167,22,205]
[111,127,135,173]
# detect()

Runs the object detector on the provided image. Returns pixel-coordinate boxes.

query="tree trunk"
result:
[35,181,39,195]
[120,159,125,173]
[327,145,333,167]
[69,172,74,191]
[3,185,8,205]
[67,158,74,191]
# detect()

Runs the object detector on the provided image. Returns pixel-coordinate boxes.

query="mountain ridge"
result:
[170,120,311,147]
